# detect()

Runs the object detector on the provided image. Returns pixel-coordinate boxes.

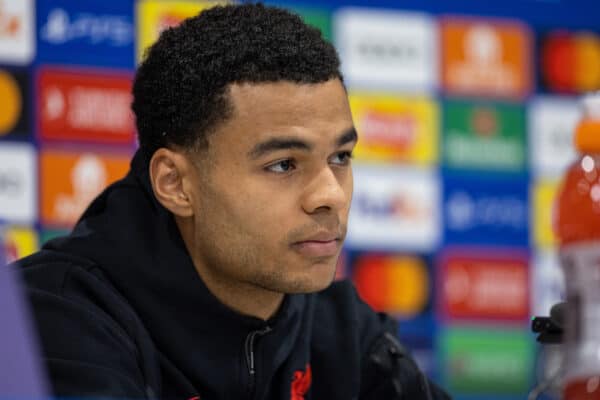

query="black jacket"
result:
[15,151,450,400]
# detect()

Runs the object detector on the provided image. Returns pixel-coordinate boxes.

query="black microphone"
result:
[531,302,565,344]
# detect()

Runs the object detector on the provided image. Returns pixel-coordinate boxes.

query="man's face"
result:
[186,79,356,294]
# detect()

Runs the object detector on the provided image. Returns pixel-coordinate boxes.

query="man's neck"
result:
[193,262,285,321]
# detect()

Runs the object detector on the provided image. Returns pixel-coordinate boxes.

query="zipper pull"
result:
[245,326,272,375]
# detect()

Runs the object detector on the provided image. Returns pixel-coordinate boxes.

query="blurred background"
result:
[1,0,600,398]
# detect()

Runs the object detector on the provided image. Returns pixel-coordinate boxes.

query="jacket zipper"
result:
[244,326,272,398]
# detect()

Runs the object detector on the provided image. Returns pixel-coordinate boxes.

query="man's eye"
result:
[266,159,294,173]
[331,151,353,165]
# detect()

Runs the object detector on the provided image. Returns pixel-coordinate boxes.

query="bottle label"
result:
[561,242,600,380]
[560,242,600,295]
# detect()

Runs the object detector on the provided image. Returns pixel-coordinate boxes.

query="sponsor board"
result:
[540,30,600,93]
[136,0,216,62]
[37,67,135,145]
[444,173,529,246]
[439,327,534,395]
[531,249,565,318]
[0,142,36,223]
[347,165,440,251]
[0,68,29,139]
[438,248,529,321]
[400,334,436,378]
[349,93,439,165]
[528,96,580,178]
[37,0,135,68]
[292,7,331,42]
[334,8,437,91]
[352,253,430,318]
[1,225,37,264]
[40,229,69,247]
[441,17,532,99]
[443,99,526,172]
[40,149,131,227]
[0,0,34,64]
[532,179,559,248]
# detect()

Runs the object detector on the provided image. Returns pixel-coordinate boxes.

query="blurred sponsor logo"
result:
[529,96,579,178]
[0,68,28,138]
[443,100,526,171]
[439,248,529,320]
[137,0,216,62]
[0,0,34,64]
[0,143,36,223]
[38,67,134,145]
[41,9,132,46]
[1,233,15,263]
[1,226,37,264]
[541,30,600,93]
[532,179,560,248]
[532,249,565,318]
[347,165,440,251]
[353,253,430,318]
[439,328,534,395]
[40,150,130,227]
[334,8,437,91]
[442,18,531,98]
[349,93,438,164]
[444,174,528,246]
[37,0,134,68]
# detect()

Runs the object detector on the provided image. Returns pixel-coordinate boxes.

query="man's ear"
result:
[149,148,194,217]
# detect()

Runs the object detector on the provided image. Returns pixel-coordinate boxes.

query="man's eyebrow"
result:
[248,137,312,159]
[336,128,358,147]
[247,127,358,160]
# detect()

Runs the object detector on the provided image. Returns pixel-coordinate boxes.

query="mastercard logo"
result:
[0,70,22,136]
[353,255,429,317]
[541,31,600,93]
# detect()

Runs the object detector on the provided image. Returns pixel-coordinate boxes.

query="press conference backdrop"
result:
[1,0,599,398]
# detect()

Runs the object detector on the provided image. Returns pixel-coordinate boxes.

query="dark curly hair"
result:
[131,3,343,158]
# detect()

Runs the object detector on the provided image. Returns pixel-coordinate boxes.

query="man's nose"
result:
[301,166,348,214]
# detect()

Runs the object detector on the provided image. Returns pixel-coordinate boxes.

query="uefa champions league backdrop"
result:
[0,0,599,398]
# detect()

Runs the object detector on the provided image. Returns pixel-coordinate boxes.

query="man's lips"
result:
[291,233,341,258]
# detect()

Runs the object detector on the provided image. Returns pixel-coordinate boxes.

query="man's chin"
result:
[253,256,339,294]
[278,268,337,294]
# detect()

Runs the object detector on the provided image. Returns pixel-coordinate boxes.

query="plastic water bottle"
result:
[556,93,600,399]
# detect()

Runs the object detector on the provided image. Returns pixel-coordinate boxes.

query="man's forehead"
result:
[204,79,354,154]
[226,79,347,116]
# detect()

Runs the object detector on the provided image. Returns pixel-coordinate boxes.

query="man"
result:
[15,4,450,399]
